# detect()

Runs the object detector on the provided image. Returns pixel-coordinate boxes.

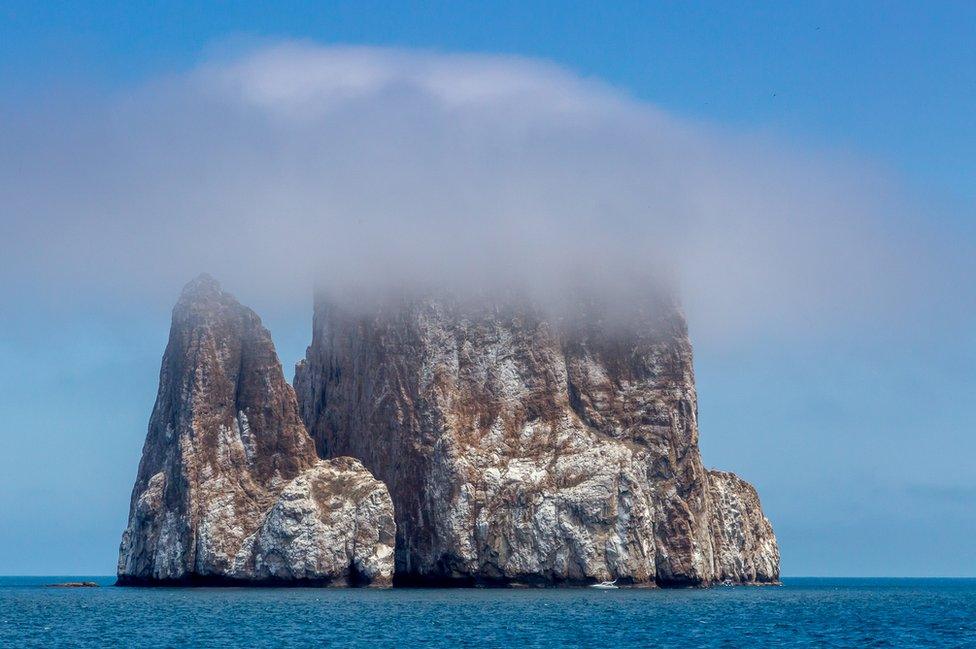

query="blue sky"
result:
[1,2,974,576]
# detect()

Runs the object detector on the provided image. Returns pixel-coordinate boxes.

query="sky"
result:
[0,2,974,577]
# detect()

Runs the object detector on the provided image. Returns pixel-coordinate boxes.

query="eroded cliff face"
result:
[117,275,394,586]
[707,470,780,584]
[295,293,779,586]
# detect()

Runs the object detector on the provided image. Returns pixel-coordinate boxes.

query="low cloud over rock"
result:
[296,290,779,586]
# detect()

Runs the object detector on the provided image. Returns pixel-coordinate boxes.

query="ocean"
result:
[1,577,973,647]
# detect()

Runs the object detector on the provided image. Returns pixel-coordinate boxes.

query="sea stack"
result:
[119,276,778,588]
[117,275,395,586]
[295,291,779,586]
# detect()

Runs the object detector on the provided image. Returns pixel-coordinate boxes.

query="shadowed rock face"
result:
[295,292,779,586]
[117,275,395,586]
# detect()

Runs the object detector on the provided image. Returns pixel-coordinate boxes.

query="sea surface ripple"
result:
[1,577,973,648]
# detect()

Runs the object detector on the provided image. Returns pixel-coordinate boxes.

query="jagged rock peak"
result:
[171,274,259,337]
[179,271,222,297]
[117,274,395,586]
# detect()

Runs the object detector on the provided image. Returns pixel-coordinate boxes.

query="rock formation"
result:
[117,275,395,586]
[119,274,777,588]
[295,292,779,586]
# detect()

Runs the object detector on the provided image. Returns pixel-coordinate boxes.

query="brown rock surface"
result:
[295,292,779,586]
[117,275,395,586]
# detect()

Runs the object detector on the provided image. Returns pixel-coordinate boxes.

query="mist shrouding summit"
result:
[1,42,967,338]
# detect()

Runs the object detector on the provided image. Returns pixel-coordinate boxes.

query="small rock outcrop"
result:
[117,275,395,586]
[707,470,780,584]
[296,292,779,586]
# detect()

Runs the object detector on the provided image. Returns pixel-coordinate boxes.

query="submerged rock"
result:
[117,275,394,586]
[296,292,779,586]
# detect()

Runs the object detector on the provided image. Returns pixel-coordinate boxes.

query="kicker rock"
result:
[117,275,394,586]
[296,292,779,586]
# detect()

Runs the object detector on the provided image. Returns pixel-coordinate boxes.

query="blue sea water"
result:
[1,577,973,648]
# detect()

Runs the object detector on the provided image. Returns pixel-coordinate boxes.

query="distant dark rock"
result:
[47,582,100,588]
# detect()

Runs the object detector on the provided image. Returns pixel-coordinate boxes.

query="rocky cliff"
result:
[117,276,395,586]
[295,292,779,586]
[119,276,777,588]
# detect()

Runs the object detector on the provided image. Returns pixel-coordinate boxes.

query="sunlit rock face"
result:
[706,470,780,584]
[296,292,779,587]
[117,275,395,586]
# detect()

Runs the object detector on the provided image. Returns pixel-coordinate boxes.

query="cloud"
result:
[1,41,970,339]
